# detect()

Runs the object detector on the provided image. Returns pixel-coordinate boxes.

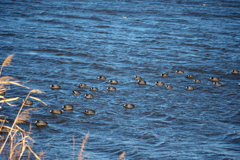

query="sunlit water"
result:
[1,0,240,159]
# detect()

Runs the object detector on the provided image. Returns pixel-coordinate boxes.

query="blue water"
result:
[1,0,240,159]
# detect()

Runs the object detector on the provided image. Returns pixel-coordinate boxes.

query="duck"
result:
[213,82,222,86]
[62,105,74,111]
[124,104,135,109]
[72,90,81,95]
[50,110,63,114]
[138,80,146,85]
[134,76,142,81]
[35,120,48,127]
[231,70,239,74]
[156,81,164,85]
[187,75,194,79]
[161,73,169,77]
[210,77,219,81]
[109,79,118,84]
[79,83,87,88]
[176,70,184,74]
[98,76,106,80]
[85,109,95,115]
[0,89,6,95]
[122,16,129,18]
[186,86,194,91]
[90,87,98,91]
[165,85,173,89]
[85,93,93,99]
[23,99,33,106]
[107,86,116,91]
[50,84,61,89]
[194,79,201,83]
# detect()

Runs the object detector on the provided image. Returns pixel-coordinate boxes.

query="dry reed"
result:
[0,54,48,159]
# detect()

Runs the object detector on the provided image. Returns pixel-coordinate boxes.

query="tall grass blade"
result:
[0,53,15,76]
[78,132,90,160]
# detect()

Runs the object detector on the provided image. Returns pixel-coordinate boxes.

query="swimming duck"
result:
[98,76,106,80]
[79,83,87,88]
[50,110,63,114]
[134,76,142,81]
[213,82,222,86]
[72,90,81,95]
[85,109,95,115]
[90,87,98,91]
[186,86,194,91]
[35,120,48,127]
[138,80,146,85]
[231,70,239,74]
[23,99,33,106]
[210,77,219,81]
[0,89,6,95]
[194,79,201,83]
[187,75,194,79]
[161,73,169,77]
[109,79,118,84]
[50,84,61,89]
[176,70,184,74]
[62,105,74,111]
[107,86,116,91]
[124,104,135,109]
[122,16,129,18]
[156,81,164,85]
[85,93,93,99]
[165,85,173,89]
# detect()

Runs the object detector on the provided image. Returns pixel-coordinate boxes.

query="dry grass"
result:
[0,54,128,160]
[0,54,47,159]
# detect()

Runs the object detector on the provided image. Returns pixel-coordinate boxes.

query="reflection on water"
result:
[1,0,240,159]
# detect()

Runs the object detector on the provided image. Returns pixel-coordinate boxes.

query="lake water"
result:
[1,0,240,159]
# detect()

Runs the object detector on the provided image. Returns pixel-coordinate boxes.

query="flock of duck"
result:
[34,69,239,127]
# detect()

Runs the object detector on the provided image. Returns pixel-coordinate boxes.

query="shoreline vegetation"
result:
[0,54,127,160]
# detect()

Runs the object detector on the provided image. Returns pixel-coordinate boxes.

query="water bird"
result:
[156,81,164,85]
[35,120,48,127]
[85,109,95,115]
[194,79,201,83]
[0,89,6,95]
[213,82,222,86]
[210,77,219,81]
[176,70,184,74]
[134,76,142,81]
[90,87,98,91]
[107,86,116,91]
[231,70,239,74]
[124,104,135,109]
[138,80,146,85]
[109,79,118,84]
[165,85,173,89]
[50,84,61,89]
[122,16,128,18]
[98,76,106,80]
[161,73,169,77]
[79,83,87,88]
[187,75,194,79]
[23,99,33,106]
[50,110,62,114]
[85,93,93,98]
[186,86,194,91]
[72,90,81,95]
[62,105,74,111]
